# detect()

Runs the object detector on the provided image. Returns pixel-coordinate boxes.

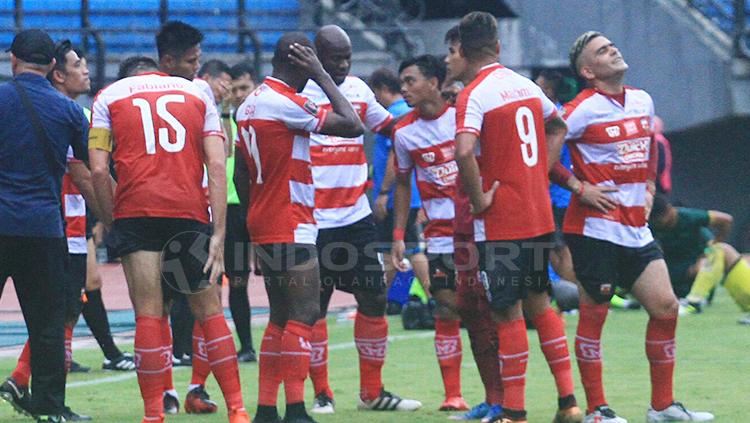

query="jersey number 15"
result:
[132,95,187,154]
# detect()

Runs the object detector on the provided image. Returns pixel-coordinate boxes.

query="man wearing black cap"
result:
[0,29,89,423]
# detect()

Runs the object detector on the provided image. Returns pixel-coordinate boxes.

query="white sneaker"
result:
[647,402,714,422]
[310,392,335,414]
[357,389,422,411]
[583,406,627,423]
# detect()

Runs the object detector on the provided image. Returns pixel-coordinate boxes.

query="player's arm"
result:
[88,128,114,229]
[391,169,412,271]
[203,134,227,283]
[455,132,499,215]
[374,150,397,221]
[288,44,364,138]
[549,162,617,213]
[545,116,567,171]
[233,145,251,212]
[708,210,733,243]
[68,161,104,223]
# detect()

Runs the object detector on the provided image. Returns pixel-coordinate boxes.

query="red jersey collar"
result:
[478,62,504,75]
[264,76,296,94]
[416,102,451,121]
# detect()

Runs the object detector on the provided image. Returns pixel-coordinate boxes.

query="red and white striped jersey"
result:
[561,87,655,247]
[90,71,223,223]
[235,77,327,245]
[62,147,86,254]
[301,76,392,229]
[455,63,556,242]
[393,105,456,254]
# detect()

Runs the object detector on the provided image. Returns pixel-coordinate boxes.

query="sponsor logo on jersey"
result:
[640,118,650,131]
[624,120,638,136]
[605,125,621,138]
[421,152,435,163]
[615,137,649,163]
[427,161,459,185]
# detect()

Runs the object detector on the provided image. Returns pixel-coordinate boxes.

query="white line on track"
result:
[67,331,435,389]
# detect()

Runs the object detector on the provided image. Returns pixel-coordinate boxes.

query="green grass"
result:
[0,290,747,422]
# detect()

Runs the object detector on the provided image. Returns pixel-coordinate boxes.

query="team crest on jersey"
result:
[605,125,621,138]
[422,152,436,163]
[303,99,319,115]
[624,120,638,136]
[640,118,650,131]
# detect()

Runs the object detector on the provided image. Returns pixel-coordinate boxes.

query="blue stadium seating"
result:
[689,0,749,33]
[0,0,300,54]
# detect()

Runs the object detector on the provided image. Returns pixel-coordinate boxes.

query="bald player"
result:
[234,32,363,423]
[299,25,422,414]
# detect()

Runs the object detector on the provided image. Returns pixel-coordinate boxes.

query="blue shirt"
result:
[372,98,421,209]
[0,73,89,237]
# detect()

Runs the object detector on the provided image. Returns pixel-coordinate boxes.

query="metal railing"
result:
[687,0,750,57]
[4,0,273,90]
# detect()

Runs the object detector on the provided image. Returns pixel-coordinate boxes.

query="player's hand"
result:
[470,180,500,215]
[415,208,428,225]
[288,43,326,80]
[391,240,409,272]
[216,79,231,104]
[578,182,618,213]
[203,234,225,285]
[92,222,106,247]
[373,193,389,221]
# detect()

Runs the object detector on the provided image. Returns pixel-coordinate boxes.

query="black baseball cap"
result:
[5,29,55,65]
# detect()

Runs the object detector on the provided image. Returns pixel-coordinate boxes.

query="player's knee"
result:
[85,272,102,290]
[288,299,320,326]
[717,242,741,266]
[355,291,386,317]
[188,290,223,320]
[650,296,679,318]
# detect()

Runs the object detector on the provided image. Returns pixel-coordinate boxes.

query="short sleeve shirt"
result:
[652,207,712,269]
[455,63,556,242]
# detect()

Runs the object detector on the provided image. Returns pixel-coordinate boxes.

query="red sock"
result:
[201,314,244,411]
[191,321,210,386]
[458,289,502,405]
[159,316,174,392]
[258,323,284,406]
[435,318,462,399]
[646,316,676,411]
[12,340,31,387]
[309,318,333,398]
[533,308,575,400]
[281,320,312,404]
[575,303,609,413]
[64,325,73,374]
[135,316,169,421]
[354,313,387,401]
[497,318,529,413]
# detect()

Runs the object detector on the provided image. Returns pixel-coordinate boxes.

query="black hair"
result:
[230,60,256,81]
[458,11,498,61]
[156,21,204,60]
[368,67,400,94]
[538,69,564,100]
[444,25,460,45]
[651,193,672,221]
[398,54,447,87]
[47,39,73,83]
[117,56,158,80]
[272,32,314,68]
[198,59,230,79]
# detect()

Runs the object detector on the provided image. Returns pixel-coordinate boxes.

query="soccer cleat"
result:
[310,392,335,414]
[172,354,192,367]
[163,391,179,415]
[0,377,34,417]
[69,360,90,373]
[357,389,422,411]
[583,406,627,423]
[36,416,65,422]
[229,408,251,423]
[62,406,92,421]
[185,385,218,414]
[102,353,136,371]
[449,401,490,420]
[646,402,714,422]
[237,348,257,363]
[553,405,584,423]
[440,396,470,411]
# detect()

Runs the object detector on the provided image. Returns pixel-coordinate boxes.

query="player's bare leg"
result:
[122,251,170,423]
[523,292,582,423]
